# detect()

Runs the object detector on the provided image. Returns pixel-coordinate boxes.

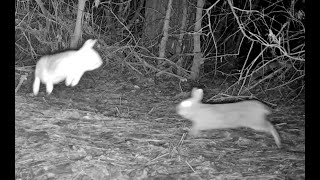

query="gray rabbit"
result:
[176,88,281,148]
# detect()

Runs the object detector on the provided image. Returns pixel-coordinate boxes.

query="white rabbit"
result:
[33,39,103,95]
[176,88,281,148]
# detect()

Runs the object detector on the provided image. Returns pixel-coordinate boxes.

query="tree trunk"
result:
[70,0,87,48]
[176,0,188,76]
[190,0,204,80]
[143,0,166,46]
[158,0,173,60]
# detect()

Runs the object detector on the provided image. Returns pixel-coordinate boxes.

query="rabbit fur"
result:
[176,88,281,148]
[33,39,103,95]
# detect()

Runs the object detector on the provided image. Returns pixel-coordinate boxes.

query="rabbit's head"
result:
[75,39,103,71]
[176,88,203,119]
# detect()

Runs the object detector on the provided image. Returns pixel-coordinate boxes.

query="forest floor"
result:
[15,72,305,180]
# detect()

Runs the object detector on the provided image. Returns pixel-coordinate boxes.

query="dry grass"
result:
[15,75,304,180]
[15,1,305,179]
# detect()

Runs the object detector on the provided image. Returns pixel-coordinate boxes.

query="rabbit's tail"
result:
[33,76,41,95]
[267,121,281,148]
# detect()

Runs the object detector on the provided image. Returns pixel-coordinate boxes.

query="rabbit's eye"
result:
[181,101,192,107]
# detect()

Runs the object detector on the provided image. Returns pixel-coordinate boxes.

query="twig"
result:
[15,73,28,93]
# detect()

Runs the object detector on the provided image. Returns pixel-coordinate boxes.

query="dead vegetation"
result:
[15,74,304,179]
[15,0,304,179]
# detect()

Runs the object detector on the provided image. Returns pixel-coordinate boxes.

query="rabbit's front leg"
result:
[189,125,200,137]
[71,71,85,87]
[45,81,54,95]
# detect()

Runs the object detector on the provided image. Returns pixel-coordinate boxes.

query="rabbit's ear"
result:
[82,39,97,49]
[191,88,203,101]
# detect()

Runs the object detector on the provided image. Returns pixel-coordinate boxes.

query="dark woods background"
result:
[15,0,305,101]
